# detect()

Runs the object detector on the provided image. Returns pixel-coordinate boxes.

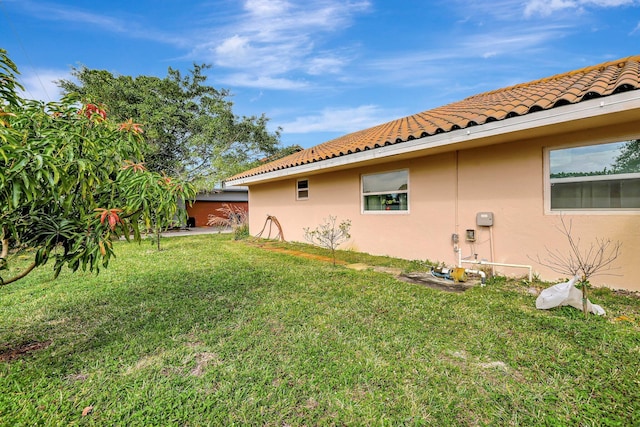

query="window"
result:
[362,170,409,212]
[296,179,309,200]
[548,140,640,211]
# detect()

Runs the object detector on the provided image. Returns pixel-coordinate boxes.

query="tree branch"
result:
[0,261,37,286]
[531,215,622,280]
[1,227,8,260]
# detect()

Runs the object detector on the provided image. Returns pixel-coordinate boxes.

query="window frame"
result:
[544,139,640,215]
[361,169,410,214]
[296,178,309,200]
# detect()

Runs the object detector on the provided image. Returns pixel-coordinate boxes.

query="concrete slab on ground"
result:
[159,226,232,237]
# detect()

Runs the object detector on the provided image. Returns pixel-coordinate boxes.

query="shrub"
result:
[304,216,351,266]
[207,204,249,240]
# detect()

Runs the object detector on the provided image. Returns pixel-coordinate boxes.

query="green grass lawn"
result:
[1,234,639,426]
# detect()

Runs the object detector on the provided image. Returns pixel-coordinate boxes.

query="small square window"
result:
[297,179,309,200]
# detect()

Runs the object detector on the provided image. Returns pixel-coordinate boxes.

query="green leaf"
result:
[34,154,43,169]
[8,157,28,173]
[11,182,21,208]
[0,50,200,284]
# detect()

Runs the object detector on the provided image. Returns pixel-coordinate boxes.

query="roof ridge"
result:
[466,55,640,100]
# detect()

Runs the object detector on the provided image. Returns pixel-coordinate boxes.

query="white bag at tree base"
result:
[536,275,606,316]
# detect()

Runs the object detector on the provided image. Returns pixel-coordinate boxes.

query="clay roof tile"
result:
[229,55,640,182]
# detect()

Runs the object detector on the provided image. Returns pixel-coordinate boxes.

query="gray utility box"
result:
[476,212,494,227]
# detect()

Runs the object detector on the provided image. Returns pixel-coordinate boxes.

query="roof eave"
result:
[225,90,640,187]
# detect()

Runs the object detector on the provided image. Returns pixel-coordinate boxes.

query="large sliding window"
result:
[549,140,640,211]
[362,170,409,212]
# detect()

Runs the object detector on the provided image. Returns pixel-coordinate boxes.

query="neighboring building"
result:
[226,56,640,291]
[186,186,248,227]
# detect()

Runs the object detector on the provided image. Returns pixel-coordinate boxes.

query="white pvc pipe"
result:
[461,259,533,282]
[489,226,496,276]
[465,268,487,286]
[455,247,487,286]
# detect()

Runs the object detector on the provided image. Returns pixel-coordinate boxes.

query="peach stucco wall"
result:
[247,130,640,291]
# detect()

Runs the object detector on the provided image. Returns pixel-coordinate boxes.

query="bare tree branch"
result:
[533,216,622,279]
[530,215,622,316]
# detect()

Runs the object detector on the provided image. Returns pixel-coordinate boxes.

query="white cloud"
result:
[24,3,127,31]
[18,1,131,34]
[11,0,367,91]
[451,0,531,20]
[461,25,568,56]
[586,0,637,5]
[239,0,370,37]
[17,0,188,47]
[360,23,567,90]
[217,73,309,90]
[306,56,345,75]
[550,142,625,173]
[524,0,638,17]
[279,105,401,134]
[524,0,577,16]
[243,0,291,17]
[17,69,69,102]
[214,35,253,66]
[193,0,371,88]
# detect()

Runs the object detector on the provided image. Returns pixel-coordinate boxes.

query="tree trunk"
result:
[581,275,588,317]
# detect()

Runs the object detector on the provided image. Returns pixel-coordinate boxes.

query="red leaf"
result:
[81,103,106,120]
[94,208,108,224]
[108,214,117,230]
[82,406,93,416]
[119,118,144,134]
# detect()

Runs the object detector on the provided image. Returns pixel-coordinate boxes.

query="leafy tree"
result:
[58,65,286,187]
[0,49,195,286]
[612,139,640,173]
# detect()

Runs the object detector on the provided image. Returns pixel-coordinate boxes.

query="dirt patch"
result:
[612,289,640,299]
[251,242,345,265]
[66,373,89,382]
[190,352,221,377]
[251,241,479,292]
[271,248,344,264]
[0,340,52,362]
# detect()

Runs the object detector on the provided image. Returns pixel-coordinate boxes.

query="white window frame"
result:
[296,178,309,200]
[544,140,640,215]
[361,169,409,214]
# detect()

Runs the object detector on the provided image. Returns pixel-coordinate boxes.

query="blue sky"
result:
[1,0,639,149]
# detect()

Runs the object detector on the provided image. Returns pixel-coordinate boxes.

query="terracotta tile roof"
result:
[229,55,640,181]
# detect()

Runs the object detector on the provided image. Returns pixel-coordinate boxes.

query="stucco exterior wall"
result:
[247,131,640,291]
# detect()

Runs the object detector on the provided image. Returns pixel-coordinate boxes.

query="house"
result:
[186,185,248,227]
[226,56,640,291]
